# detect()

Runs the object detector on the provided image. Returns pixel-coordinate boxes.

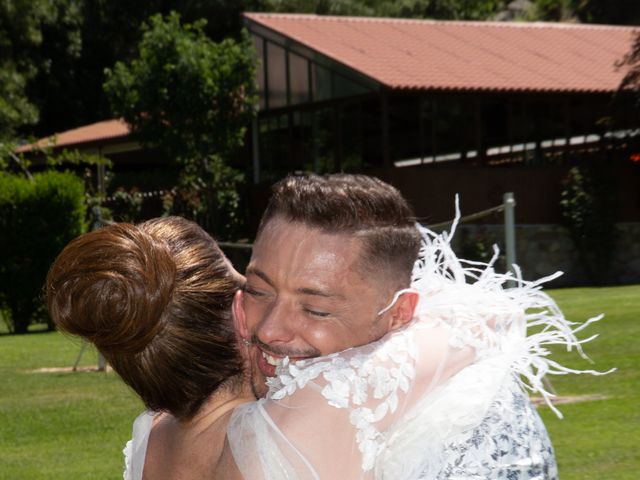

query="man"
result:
[243,174,420,392]
[241,173,557,479]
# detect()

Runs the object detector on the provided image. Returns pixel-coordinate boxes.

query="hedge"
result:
[0,171,86,333]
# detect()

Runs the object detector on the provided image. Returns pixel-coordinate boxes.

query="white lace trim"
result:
[268,328,418,471]
[123,439,133,480]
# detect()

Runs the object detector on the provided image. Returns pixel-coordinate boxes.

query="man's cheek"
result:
[247,345,268,398]
[243,303,262,333]
[306,325,346,355]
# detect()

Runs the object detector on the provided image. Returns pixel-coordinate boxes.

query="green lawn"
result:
[0,328,142,479]
[536,285,639,480]
[0,285,638,479]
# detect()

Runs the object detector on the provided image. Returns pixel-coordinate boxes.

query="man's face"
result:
[243,218,395,387]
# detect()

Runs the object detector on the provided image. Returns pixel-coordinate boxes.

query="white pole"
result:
[504,192,517,285]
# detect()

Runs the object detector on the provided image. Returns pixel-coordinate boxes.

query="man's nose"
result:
[255,300,297,347]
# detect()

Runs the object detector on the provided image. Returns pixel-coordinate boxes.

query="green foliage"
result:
[0,171,86,333]
[104,13,257,160]
[0,64,39,139]
[264,0,506,19]
[530,0,573,21]
[104,13,257,238]
[560,165,616,284]
[0,141,32,176]
[617,30,640,130]
[164,155,246,236]
[0,0,50,127]
[108,188,144,223]
[0,0,83,138]
[1,1,266,137]
[458,228,501,264]
[4,0,636,140]
[528,0,640,23]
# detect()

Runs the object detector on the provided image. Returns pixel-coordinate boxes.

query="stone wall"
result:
[449,222,640,287]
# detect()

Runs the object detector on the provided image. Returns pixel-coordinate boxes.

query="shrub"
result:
[560,165,616,284]
[0,171,86,333]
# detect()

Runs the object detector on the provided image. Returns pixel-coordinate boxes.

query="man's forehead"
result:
[249,218,369,286]
[255,217,360,250]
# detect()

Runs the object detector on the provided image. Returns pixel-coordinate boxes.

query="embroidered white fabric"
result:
[124,204,612,479]
[226,208,613,479]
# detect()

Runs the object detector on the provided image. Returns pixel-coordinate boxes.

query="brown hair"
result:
[45,217,243,420]
[258,174,421,290]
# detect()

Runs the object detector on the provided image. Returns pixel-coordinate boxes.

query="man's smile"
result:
[262,350,284,368]
[254,345,316,377]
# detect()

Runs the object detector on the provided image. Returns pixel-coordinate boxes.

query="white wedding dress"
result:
[123,215,611,480]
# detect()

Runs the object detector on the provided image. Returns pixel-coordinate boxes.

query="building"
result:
[19,13,640,284]
[243,14,640,284]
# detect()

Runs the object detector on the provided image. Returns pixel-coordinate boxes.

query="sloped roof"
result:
[15,119,130,153]
[244,13,637,93]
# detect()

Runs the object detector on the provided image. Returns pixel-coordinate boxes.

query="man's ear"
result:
[387,291,419,331]
[232,289,249,341]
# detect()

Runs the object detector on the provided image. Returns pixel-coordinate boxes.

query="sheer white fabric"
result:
[123,204,610,479]
[228,316,509,479]
[227,209,612,479]
[123,411,154,480]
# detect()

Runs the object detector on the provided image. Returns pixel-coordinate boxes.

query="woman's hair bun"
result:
[46,223,176,355]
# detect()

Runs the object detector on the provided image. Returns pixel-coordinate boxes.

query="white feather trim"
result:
[410,198,615,418]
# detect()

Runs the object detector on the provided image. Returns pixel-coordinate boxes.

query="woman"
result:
[46,216,609,479]
[46,216,252,479]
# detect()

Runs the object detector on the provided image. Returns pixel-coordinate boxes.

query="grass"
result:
[0,328,142,479]
[536,285,640,480]
[0,285,638,479]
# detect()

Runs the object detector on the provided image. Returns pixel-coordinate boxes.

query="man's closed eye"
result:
[303,308,331,318]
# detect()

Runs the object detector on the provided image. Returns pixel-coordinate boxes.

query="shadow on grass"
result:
[0,321,53,336]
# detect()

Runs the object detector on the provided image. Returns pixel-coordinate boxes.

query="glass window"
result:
[266,41,287,109]
[389,95,421,162]
[333,74,368,99]
[340,101,366,171]
[360,97,383,168]
[311,64,332,102]
[481,98,509,148]
[289,52,310,105]
[435,97,474,160]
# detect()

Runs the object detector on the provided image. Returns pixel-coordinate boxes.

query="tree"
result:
[560,165,616,284]
[527,0,640,23]
[2,0,266,138]
[0,0,86,139]
[104,13,257,237]
[0,0,51,138]
[263,0,506,20]
[0,170,86,333]
[613,30,640,139]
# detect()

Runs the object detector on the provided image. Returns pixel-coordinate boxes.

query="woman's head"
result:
[46,217,244,420]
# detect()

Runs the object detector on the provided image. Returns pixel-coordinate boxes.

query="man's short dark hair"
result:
[258,173,421,290]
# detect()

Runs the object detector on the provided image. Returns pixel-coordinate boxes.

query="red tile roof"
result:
[15,119,130,153]
[245,13,637,93]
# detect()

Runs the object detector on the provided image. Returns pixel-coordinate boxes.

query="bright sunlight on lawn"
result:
[0,285,638,479]
[536,285,639,480]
